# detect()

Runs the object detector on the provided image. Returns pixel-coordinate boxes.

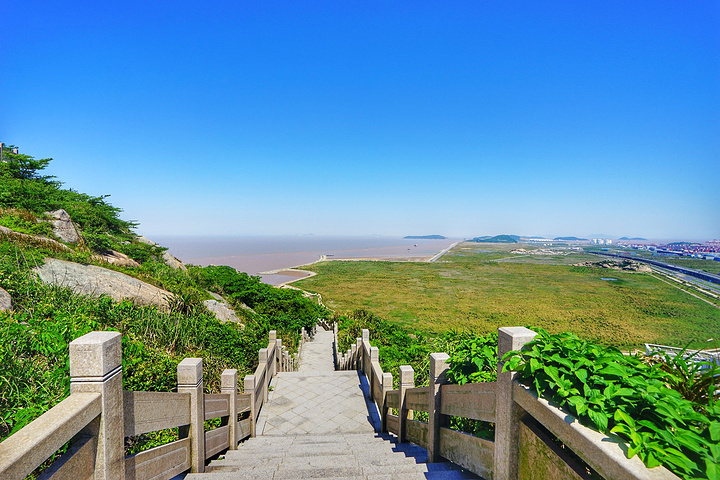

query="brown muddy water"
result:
[151,236,459,285]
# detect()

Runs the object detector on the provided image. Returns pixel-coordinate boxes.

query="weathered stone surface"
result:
[203,294,243,325]
[93,249,141,268]
[518,418,586,480]
[46,209,81,244]
[162,251,187,271]
[135,235,155,246]
[0,287,11,311]
[34,258,171,309]
[136,235,187,270]
[0,224,72,252]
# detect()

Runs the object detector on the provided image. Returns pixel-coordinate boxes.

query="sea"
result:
[151,235,459,285]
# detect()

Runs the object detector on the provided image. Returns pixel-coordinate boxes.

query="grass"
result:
[296,243,720,349]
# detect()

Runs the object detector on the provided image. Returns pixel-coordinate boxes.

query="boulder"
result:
[0,225,72,252]
[203,298,243,325]
[46,209,81,244]
[162,251,187,271]
[0,287,11,311]
[135,235,187,271]
[34,258,171,309]
[93,250,142,268]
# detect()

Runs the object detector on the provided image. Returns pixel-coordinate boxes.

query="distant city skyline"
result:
[2,1,718,239]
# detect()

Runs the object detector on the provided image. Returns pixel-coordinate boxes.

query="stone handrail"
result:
[0,328,297,480]
[341,326,679,480]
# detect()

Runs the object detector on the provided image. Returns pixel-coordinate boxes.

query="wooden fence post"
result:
[427,352,449,463]
[69,331,125,480]
[398,365,414,443]
[494,327,537,480]
[221,369,238,450]
[244,374,256,437]
[178,358,205,473]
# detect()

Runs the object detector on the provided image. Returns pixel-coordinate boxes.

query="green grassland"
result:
[297,243,720,348]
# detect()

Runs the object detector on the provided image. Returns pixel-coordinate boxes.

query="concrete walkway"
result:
[257,328,380,436]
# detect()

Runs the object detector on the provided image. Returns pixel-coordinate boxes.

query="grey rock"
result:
[135,235,187,270]
[135,235,155,246]
[203,296,244,325]
[0,225,72,252]
[0,287,11,311]
[93,249,141,268]
[162,251,187,271]
[46,209,81,244]
[34,258,171,309]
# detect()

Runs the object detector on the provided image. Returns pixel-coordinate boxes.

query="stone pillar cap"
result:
[178,358,203,386]
[429,352,450,378]
[69,331,121,378]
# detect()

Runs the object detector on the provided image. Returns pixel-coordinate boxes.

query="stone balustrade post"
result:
[268,331,277,376]
[69,331,125,480]
[178,358,205,473]
[355,338,362,370]
[259,348,269,401]
[494,327,537,480]
[244,374,256,437]
[221,369,238,450]
[370,346,379,400]
[276,339,283,373]
[351,344,358,369]
[427,353,449,463]
[361,329,370,377]
[398,365,414,443]
[380,372,393,432]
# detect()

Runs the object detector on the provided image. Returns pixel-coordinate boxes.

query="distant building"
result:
[0,143,18,162]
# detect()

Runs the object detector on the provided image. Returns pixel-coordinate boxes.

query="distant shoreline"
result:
[271,241,463,287]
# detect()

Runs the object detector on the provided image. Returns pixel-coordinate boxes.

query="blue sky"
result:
[2,1,718,239]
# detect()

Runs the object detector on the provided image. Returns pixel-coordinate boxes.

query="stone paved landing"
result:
[257,328,380,435]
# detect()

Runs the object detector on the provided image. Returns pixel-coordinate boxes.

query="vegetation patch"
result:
[298,243,720,348]
[504,330,720,480]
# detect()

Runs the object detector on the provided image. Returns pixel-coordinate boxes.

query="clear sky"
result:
[2,1,719,239]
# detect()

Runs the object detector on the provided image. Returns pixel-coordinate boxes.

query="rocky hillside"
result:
[0,145,329,445]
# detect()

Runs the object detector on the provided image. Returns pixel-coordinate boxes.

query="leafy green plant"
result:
[446,331,498,385]
[644,347,720,409]
[503,329,720,480]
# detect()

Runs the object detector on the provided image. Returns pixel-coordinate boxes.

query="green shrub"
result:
[503,330,720,480]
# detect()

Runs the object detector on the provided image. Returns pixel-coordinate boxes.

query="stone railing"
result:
[340,327,679,480]
[0,328,296,480]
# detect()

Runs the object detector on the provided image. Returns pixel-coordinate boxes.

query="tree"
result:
[0,147,54,181]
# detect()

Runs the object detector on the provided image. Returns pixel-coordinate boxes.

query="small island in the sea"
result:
[470,234,519,243]
[404,235,447,239]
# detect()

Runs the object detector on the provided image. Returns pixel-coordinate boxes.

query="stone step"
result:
[191,466,478,480]
[274,465,365,478]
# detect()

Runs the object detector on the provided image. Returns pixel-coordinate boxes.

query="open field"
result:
[296,242,720,349]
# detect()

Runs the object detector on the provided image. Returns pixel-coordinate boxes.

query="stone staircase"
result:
[185,328,480,479]
[187,432,479,479]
